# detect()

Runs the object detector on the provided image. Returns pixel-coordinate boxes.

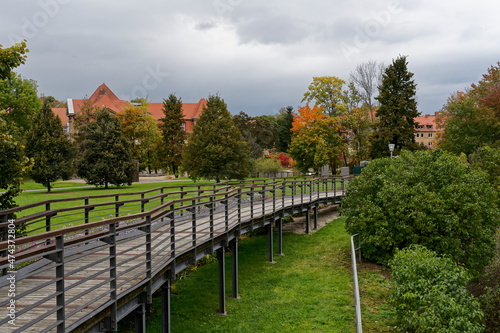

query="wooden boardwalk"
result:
[0,178,347,332]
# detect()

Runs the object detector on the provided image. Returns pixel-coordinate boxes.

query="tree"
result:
[181,94,250,183]
[0,40,28,80]
[233,111,262,158]
[76,108,135,189]
[469,146,500,193]
[72,99,99,144]
[289,104,343,173]
[118,105,161,172]
[471,61,500,116]
[276,106,294,152]
[369,55,420,159]
[25,102,73,192]
[436,93,499,156]
[390,245,484,333]
[0,73,41,135]
[341,106,371,163]
[350,60,385,121]
[157,94,186,176]
[343,149,499,277]
[302,76,348,116]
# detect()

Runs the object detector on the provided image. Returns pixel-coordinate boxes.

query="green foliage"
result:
[182,94,250,183]
[370,55,420,159]
[302,76,348,116]
[76,108,135,188]
[25,102,73,192]
[341,106,371,163]
[0,40,28,80]
[438,94,499,156]
[276,106,294,152]
[0,73,41,135]
[390,245,484,333]
[0,111,32,213]
[253,157,283,173]
[158,94,186,175]
[343,149,499,277]
[469,146,500,194]
[233,111,280,158]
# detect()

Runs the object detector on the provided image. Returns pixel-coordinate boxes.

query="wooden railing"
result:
[0,176,350,333]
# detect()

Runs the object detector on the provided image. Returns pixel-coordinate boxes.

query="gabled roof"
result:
[415,113,440,131]
[52,108,69,125]
[68,83,131,115]
[146,98,207,120]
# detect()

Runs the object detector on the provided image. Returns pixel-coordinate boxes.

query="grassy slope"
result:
[121,218,395,332]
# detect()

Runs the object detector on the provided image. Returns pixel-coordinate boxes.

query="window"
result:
[182,123,186,131]
[428,133,433,138]
[428,142,433,146]
[427,125,433,129]
[417,125,424,129]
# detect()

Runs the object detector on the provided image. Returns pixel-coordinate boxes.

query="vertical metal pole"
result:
[1,214,7,276]
[135,301,146,333]
[145,215,152,304]
[210,197,214,249]
[305,207,310,235]
[109,222,117,331]
[55,235,65,333]
[192,199,197,249]
[230,239,239,299]
[84,198,90,236]
[217,247,226,315]
[46,203,51,245]
[115,195,120,217]
[277,218,283,255]
[161,275,171,333]
[313,205,318,230]
[141,193,145,213]
[268,223,274,263]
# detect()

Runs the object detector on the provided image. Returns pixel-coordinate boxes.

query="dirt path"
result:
[282,205,340,234]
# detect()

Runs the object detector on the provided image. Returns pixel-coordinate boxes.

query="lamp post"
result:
[388,143,395,159]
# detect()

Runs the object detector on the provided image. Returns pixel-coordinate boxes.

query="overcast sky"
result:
[2,0,499,116]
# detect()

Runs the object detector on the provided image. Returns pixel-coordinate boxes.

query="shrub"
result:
[253,157,283,173]
[342,149,499,277]
[390,245,484,333]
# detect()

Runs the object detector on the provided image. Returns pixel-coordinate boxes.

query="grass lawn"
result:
[120,218,395,332]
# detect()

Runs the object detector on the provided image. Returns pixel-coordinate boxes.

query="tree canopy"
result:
[182,94,250,183]
[289,104,343,173]
[158,94,186,175]
[369,55,420,159]
[302,76,348,117]
[0,40,28,80]
[25,102,73,192]
[343,149,499,277]
[77,108,135,188]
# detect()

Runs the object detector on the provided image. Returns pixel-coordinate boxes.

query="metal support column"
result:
[277,218,283,255]
[217,247,226,315]
[305,207,310,235]
[230,239,239,299]
[313,205,318,230]
[135,295,146,333]
[161,273,171,333]
[268,223,274,263]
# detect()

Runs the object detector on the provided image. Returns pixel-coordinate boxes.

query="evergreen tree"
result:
[158,94,186,176]
[369,55,420,159]
[76,108,135,188]
[277,106,294,152]
[182,94,250,183]
[26,102,73,192]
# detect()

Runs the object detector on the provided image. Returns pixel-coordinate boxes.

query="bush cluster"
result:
[390,245,484,332]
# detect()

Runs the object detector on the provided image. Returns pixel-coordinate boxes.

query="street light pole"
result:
[388,143,395,159]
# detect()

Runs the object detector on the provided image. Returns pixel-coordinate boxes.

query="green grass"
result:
[120,218,395,332]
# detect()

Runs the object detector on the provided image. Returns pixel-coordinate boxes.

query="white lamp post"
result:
[388,143,395,159]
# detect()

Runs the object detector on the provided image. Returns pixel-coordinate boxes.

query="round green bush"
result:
[342,149,499,277]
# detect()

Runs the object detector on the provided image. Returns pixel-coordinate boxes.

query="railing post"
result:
[250,186,254,230]
[230,238,239,299]
[141,193,145,213]
[109,222,117,331]
[210,197,214,251]
[145,215,152,304]
[84,198,90,236]
[225,193,229,234]
[237,188,242,235]
[55,235,65,333]
[261,185,266,219]
[161,271,171,333]
[1,214,7,276]
[46,203,51,245]
[115,195,119,217]
[170,204,176,272]
[192,199,197,249]
[351,234,363,333]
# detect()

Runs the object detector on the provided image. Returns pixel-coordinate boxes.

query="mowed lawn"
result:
[121,218,395,332]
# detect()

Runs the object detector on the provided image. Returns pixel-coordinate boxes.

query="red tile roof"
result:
[52,107,69,125]
[415,113,440,132]
[69,83,131,115]
[146,98,207,120]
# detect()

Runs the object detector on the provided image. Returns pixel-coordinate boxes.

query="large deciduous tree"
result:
[0,73,41,135]
[369,55,420,159]
[349,60,385,121]
[289,104,343,173]
[302,76,348,117]
[182,94,250,183]
[343,149,500,278]
[0,40,28,80]
[158,94,186,176]
[118,105,160,172]
[25,102,74,192]
[77,108,135,189]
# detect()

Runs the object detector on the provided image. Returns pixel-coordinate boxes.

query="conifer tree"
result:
[369,55,420,159]
[25,102,73,192]
[76,108,135,188]
[158,94,186,176]
[182,94,250,183]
